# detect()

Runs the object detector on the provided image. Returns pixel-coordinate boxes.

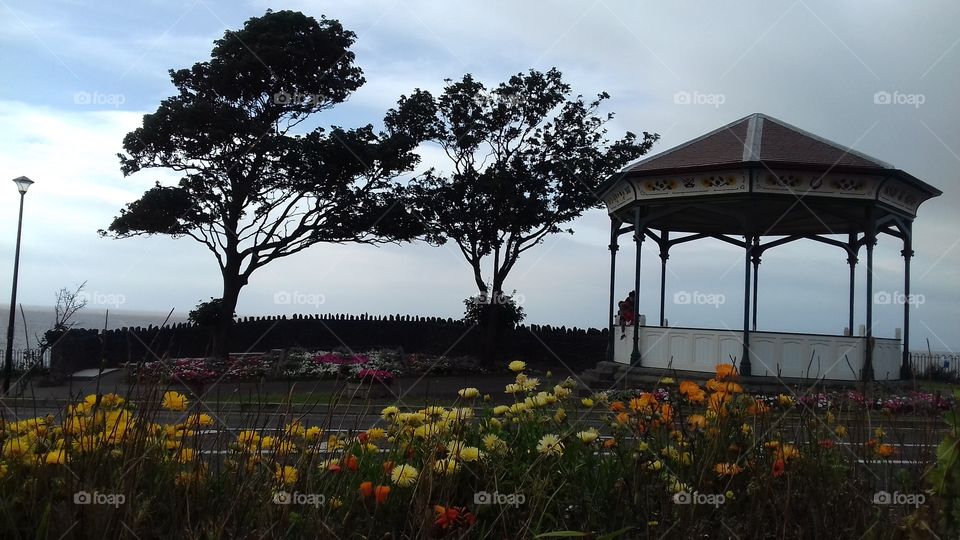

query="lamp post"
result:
[3,176,34,395]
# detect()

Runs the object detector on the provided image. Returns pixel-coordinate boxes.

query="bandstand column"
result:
[900,222,914,379]
[847,233,858,336]
[751,237,760,331]
[659,230,669,327]
[741,234,753,376]
[630,207,643,365]
[606,219,620,363]
[863,214,876,382]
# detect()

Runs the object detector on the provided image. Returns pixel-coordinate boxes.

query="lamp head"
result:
[12,176,34,194]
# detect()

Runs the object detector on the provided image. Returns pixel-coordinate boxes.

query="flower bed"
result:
[2,363,958,538]
[132,348,488,384]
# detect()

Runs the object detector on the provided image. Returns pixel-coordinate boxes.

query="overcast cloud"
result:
[0,0,957,351]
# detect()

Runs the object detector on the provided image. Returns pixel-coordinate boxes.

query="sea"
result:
[0,304,188,353]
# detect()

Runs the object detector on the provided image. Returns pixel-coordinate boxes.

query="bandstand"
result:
[601,113,941,381]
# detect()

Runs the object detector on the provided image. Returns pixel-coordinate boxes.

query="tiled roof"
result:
[626,113,891,172]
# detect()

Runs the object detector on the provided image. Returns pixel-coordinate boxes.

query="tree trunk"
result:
[212,273,244,361]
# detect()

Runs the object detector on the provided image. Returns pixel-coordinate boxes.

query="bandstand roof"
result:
[602,113,942,236]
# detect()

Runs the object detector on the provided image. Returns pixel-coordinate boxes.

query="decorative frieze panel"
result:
[878,178,923,216]
[603,172,748,213]
[753,170,880,200]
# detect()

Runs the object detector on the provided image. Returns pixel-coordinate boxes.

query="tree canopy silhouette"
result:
[103,10,423,356]
[386,69,658,352]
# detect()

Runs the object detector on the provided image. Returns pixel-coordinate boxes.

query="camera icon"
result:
[73,91,92,105]
[273,490,292,505]
[673,291,692,305]
[873,91,892,105]
[74,491,92,505]
[273,291,292,304]
[273,92,292,105]
[873,291,892,304]
[673,91,692,105]
[672,491,692,505]
[873,490,891,504]
[474,491,492,505]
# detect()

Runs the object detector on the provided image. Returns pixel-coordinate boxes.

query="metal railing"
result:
[910,352,960,378]
[0,348,51,372]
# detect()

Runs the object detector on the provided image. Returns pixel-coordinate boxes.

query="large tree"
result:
[103,10,423,356]
[385,69,658,352]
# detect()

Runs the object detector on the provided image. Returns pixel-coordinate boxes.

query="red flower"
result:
[374,485,390,504]
[818,439,835,449]
[772,458,786,478]
[344,455,359,472]
[434,505,476,530]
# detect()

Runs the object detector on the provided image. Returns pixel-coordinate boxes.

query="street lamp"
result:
[3,176,34,394]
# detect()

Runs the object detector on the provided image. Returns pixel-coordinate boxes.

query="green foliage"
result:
[188,297,231,328]
[462,291,525,329]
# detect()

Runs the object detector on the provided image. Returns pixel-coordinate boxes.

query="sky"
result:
[0,0,957,352]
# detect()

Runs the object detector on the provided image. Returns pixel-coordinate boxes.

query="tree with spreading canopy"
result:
[385,69,658,360]
[102,10,423,357]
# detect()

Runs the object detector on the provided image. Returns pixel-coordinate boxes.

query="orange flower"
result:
[714,462,743,477]
[747,399,769,416]
[679,381,701,396]
[715,364,737,381]
[707,392,731,414]
[609,401,626,413]
[603,438,618,449]
[383,460,395,474]
[686,414,707,430]
[615,412,630,425]
[629,393,658,414]
[344,455,359,472]
[657,403,673,423]
[876,444,895,458]
[359,481,374,498]
[374,485,391,504]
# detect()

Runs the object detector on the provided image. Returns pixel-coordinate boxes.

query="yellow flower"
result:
[366,427,386,441]
[305,427,323,443]
[492,405,510,416]
[236,430,261,447]
[777,394,794,407]
[777,444,800,461]
[658,377,675,386]
[458,387,480,399]
[161,391,188,411]
[554,408,567,423]
[459,446,481,462]
[874,427,886,439]
[504,383,522,394]
[44,449,67,465]
[284,422,305,438]
[553,385,572,399]
[381,406,401,421]
[188,413,214,428]
[581,398,595,408]
[2,436,33,459]
[482,434,507,453]
[508,360,526,372]
[275,465,298,486]
[647,460,663,471]
[834,425,848,438]
[576,429,599,444]
[176,449,195,463]
[519,378,540,391]
[328,497,343,509]
[390,464,419,487]
[100,393,125,408]
[434,458,460,476]
[536,434,563,457]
